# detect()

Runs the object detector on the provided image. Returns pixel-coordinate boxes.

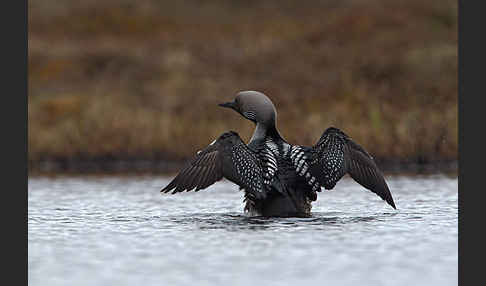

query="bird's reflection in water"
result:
[161,212,399,231]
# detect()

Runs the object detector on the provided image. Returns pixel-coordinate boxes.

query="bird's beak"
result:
[218,101,237,110]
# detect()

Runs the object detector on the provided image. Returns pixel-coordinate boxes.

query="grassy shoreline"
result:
[29,0,457,171]
[29,157,457,177]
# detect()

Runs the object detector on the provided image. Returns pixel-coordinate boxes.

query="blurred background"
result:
[28,0,457,175]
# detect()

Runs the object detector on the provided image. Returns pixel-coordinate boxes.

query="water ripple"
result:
[28,174,458,286]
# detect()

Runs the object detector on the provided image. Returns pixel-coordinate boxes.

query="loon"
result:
[161,91,396,217]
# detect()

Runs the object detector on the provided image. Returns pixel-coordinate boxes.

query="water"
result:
[28,174,458,286]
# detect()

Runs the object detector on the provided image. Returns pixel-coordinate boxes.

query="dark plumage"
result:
[161,91,396,217]
[161,131,265,201]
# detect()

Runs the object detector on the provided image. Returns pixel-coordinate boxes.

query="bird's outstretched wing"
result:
[161,131,265,200]
[311,127,395,208]
[291,127,396,209]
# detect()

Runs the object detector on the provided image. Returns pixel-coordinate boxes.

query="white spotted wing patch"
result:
[306,127,396,209]
[312,132,346,189]
[230,143,263,195]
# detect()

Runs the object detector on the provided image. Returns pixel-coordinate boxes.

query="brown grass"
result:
[28,0,458,172]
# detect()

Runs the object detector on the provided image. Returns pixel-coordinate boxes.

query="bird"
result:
[161,90,396,217]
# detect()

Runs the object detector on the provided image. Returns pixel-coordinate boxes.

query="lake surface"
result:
[28,174,458,286]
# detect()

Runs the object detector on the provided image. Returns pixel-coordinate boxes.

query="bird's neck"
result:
[249,122,285,144]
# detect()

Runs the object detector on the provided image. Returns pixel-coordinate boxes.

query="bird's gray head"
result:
[218,91,277,126]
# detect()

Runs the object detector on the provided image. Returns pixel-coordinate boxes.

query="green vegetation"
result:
[29,0,457,173]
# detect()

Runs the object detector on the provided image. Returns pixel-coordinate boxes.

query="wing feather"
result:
[309,127,396,209]
[161,131,265,199]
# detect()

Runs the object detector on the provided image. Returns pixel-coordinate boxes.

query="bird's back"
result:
[244,136,316,216]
